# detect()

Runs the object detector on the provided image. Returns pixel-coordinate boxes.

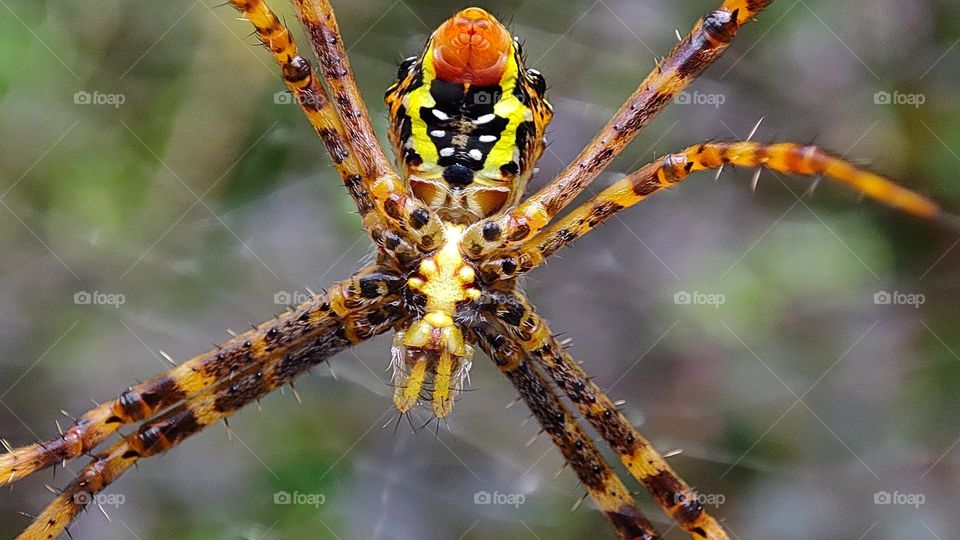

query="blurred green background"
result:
[2,0,959,538]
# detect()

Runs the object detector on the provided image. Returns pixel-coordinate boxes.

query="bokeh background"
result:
[2,0,959,538]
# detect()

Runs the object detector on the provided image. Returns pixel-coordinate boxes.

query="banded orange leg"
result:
[15,291,405,540]
[292,0,445,253]
[472,322,660,540]
[486,291,728,540]
[477,141,949,281]
[0,266,401,487]
[461,0,773,258]
[230,0,441,261]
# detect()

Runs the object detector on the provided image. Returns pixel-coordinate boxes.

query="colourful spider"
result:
[2,1,955,538]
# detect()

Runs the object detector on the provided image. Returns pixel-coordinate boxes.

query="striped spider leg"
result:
[3,268,407,539]
[472,321,659,540]
[289,0,446,255]
[461,0,774,259]
[230,0,443,263]
[477,141,950,281]
[482,291,727,540]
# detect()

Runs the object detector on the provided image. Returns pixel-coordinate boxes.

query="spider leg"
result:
[290,0,392,179]
[461,0,772,259]
[230,0,442,261]
[472,322,660,540]
[14,292,405,540]
[0,266,402,487]
[487,291,728,540]
[292,0,445,252]
[478,140,949,281]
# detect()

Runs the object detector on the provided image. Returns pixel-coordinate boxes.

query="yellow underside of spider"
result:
[393,224,479,418]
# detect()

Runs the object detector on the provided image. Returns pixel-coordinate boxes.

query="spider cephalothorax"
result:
[4,1,953,539]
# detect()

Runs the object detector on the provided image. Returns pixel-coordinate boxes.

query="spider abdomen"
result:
[384,7,553,223]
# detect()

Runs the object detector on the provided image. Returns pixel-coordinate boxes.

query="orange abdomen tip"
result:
[433,7,512,86]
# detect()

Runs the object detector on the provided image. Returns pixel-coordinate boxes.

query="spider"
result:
[2,0,954,538]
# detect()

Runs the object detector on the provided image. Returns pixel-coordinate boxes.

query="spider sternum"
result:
[391,223,480,418]
[407,223,481,315]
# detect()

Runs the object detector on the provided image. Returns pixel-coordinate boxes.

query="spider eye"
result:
[397,56,417,80]
[527,68,546,95]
